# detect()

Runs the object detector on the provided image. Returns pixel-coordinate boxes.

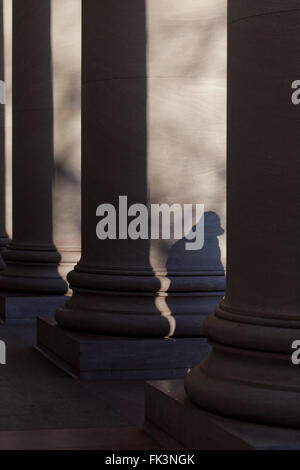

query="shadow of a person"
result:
[162,211,225,337]
[166,211,224,274]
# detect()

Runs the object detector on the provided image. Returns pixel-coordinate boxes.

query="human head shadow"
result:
[166,211,225,275]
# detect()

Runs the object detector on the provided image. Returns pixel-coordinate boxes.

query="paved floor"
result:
[0,320,161,450]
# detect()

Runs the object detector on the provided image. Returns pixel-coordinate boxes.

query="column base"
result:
[0,246,68,294]
[55,267,225,337]
[0,295,69,322]
[36,317,211,380]
[144,380,300,450]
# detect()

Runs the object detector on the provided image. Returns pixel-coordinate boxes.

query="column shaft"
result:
[185,0,300,427]
[55,0,226,337]
[0,0,66,294]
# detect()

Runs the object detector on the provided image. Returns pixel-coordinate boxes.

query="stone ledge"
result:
[144,380,300,450]
[36,317,211,380]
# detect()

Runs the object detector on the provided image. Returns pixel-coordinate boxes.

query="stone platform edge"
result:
[36,317,211,380]
[144,380,300,450]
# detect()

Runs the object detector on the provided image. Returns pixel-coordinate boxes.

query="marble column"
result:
[54,0,225,337]
[0,0,67,294]
[38,0,226,378]
[185,0,300,428]
[0,0,9,270]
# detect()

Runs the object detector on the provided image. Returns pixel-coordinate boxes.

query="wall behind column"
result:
[51,0,81,282]
[147,0,227,269]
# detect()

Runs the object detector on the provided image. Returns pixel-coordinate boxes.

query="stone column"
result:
[0,0,9,269]
[185,0,300,428]
[0,0,67,294]
[38,0,226,378]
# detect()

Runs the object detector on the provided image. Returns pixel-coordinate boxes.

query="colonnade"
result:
[1,0,298,449]
[0,0,226,378]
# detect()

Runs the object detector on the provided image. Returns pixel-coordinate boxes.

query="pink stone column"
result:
[54,0,225,337]
[185,0,300,428]
[0,0,67,294]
